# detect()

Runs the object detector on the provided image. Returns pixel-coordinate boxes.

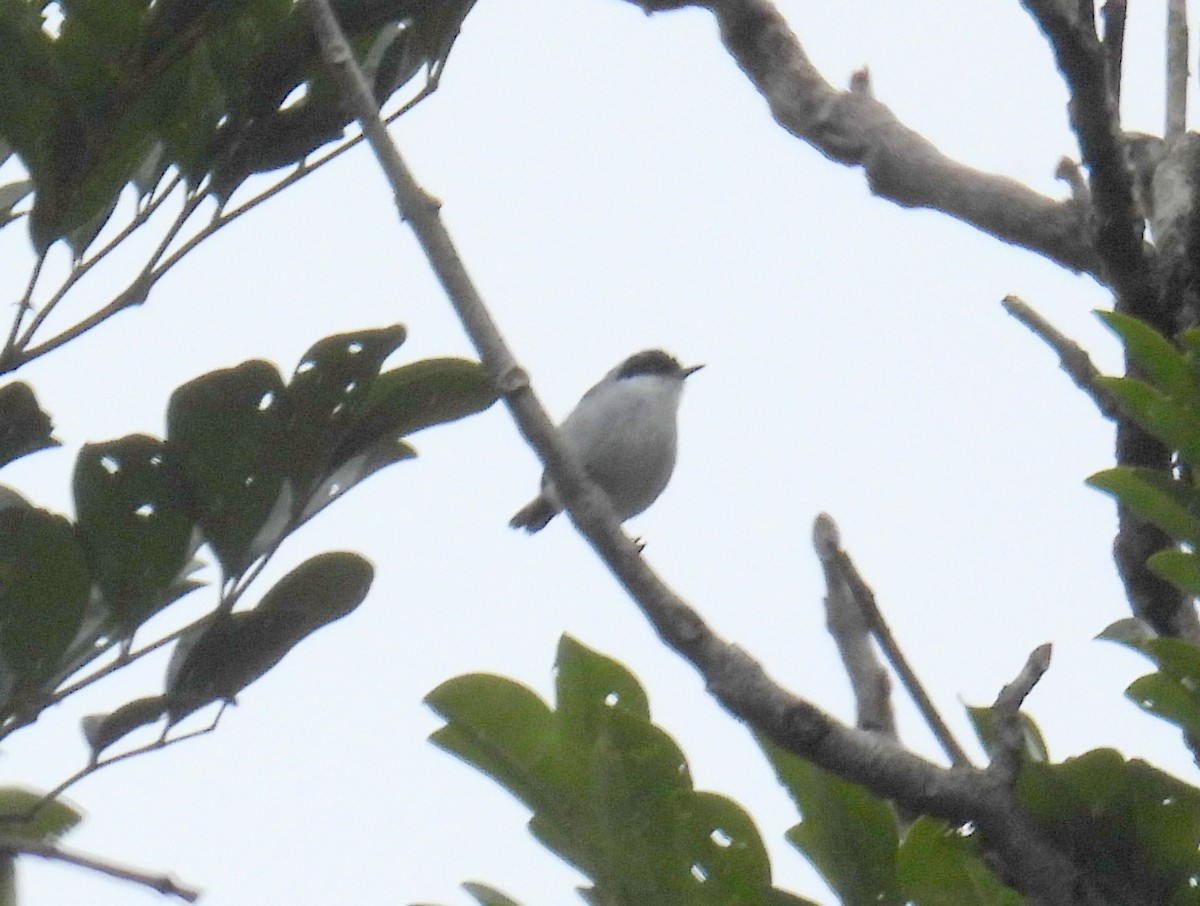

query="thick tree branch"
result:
[1166,0,1188,141]
[305,3,1141,901]
[1019,0,1156,314]
[679,0,1097,275]
[1017,2,1200,643]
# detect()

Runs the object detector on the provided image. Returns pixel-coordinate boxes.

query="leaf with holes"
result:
[555,634,649,759]
[897,817,1020,906]
[0,508,91,704]
[284,325,406,510]
[165,552,371,724]
[0,383,58,469]
[1017,750,1200,900]
[167,360,289,578]
[430,637,782,906]
[334,357,497,464]
[73,435,194,635]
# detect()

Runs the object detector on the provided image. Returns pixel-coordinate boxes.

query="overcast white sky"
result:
[1,0,1196,903]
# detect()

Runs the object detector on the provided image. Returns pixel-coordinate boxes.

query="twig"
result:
[813,514,970,767]
[987,644,1052,785]
[3,253,43,361]
[3,104,411,374]
[1001,295,1120,421]
[6,707,225,824]
[0,837,200,902]
[812,514,896,738]
[10,173,186,355]
[1166,0,1188,140]
[1100,0,1126,112]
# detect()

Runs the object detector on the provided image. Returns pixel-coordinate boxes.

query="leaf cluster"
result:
[0,0,477,255]
[0,324,497,763]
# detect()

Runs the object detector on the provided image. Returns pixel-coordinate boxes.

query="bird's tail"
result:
[509,495,559,533]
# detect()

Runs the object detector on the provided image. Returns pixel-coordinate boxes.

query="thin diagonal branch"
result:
[814,513,969,766]
[1002,295,1120,421]
[813,514,896,740]
[303,3,1123,901]
[0,837,200,902]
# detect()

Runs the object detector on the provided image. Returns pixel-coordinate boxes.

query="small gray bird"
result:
[510,349,702,533]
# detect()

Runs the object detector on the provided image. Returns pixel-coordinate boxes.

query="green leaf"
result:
[896,817,1021,906]
[1017,750,1200,898]
[166,551,371,722]
[284,325,407,509]
[1126,673,1200,739]
[0,382,59,469]
[167,360,289,578]
[0,179,32,229]
[759,734,903,906]
[0,508,91,698]
[0,5,58,179]
[427,673,565,814]
[0,787,82,841]
[335,357,497,461]
[1147,549,1200,596]
[965,703,1048,763]
[1097,616,1158,648]
[555,633,650,756]
[1097,311,1195,403]
[73,435,195,634]
[1095,378,1200,469]
[461,882,525,906]
[765,891,823,906]
[81,695,169,758]
[587,707,695,901]
[1088,467,1200,548]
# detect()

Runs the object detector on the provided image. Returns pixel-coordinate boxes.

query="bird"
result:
[510,349,702,533]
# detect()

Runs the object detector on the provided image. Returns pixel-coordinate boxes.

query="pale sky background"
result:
[0,0,1195,903]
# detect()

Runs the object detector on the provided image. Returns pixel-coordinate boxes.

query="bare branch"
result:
[813,514,970,767]
[1166,0,1188,140]
[0,837,200,902]
[681,0,1097,275]
[987,644,1052,785]
[1100,0,1126,110]
[1001,295,1119,420]
[1020,0,1156,314]
[812,514,896,739]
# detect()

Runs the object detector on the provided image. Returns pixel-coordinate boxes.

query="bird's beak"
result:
[683,363,705,378]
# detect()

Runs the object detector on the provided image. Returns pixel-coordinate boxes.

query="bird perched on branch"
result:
[510,349,702,533]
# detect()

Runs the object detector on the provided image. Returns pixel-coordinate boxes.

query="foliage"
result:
[0,0,478,377]
[0,0,477,252]
[427,632,1200,905]
[0,323,497,894]
[426,635,818,906]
